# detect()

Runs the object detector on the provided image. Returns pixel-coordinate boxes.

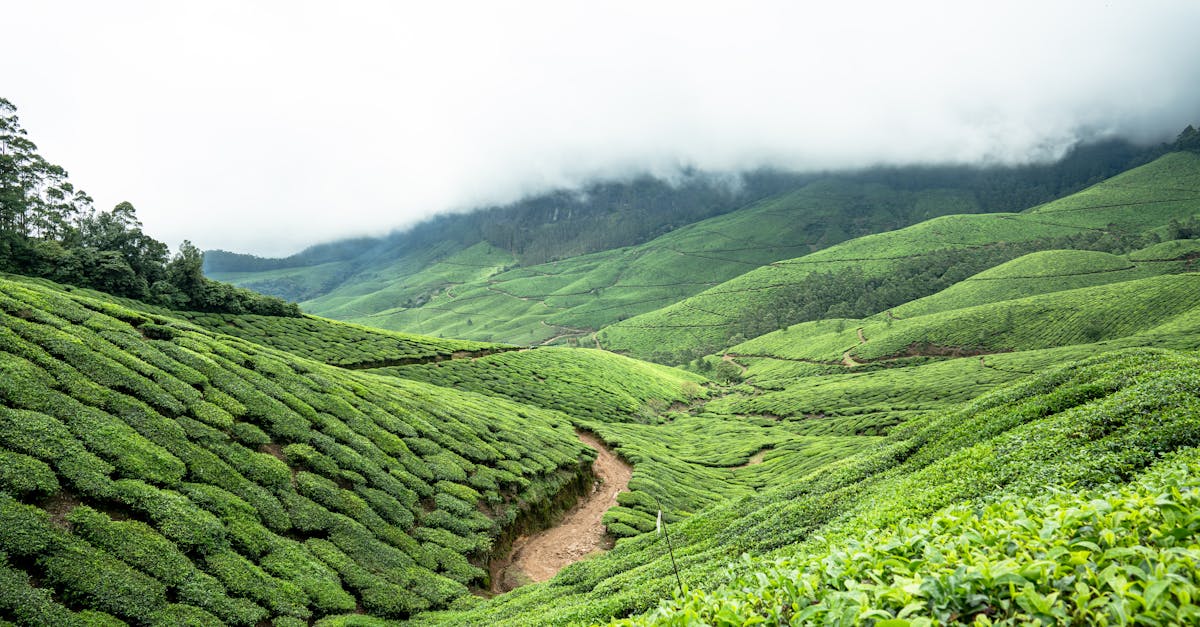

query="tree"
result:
[167,240,206,299]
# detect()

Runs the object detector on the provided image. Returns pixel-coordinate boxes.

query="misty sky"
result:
[4,1,1200,257]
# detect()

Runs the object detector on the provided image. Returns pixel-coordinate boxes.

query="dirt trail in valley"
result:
[722,353,748,374]
[842,327,867,367]
[733,448,769,469]
[491,431,632,592]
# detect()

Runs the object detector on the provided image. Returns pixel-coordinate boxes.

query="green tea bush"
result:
[66,506,192,585]
[260,542,357,613]
[0,450,58,497]
[112,479,227,553]
[0,557,79,626]
[175,569,268,625]
[145,604,222,626]
[204,549,311,619]
[39,539,168,621]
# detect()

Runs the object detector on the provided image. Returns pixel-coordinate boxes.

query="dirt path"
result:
[733,448,769,469]
[842,327,868,367]
[722,353,748,374]
[491,431,632,592]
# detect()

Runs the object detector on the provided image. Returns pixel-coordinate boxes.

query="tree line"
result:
[0,98,298,316]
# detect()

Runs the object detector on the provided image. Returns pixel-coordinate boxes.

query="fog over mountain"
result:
[3,1,1199,255]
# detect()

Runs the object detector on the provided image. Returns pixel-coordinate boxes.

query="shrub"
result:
[145,604,223,626]
[39,539,168,622]
[66,506,192,585]
[175,569,268,626]
[260,542,356,613]
[0,451,59,497]
[204,549,311,619]
[231,421,270,446]
[0,559,78,626]
[359,584,429,618]
[284,443,341,478]
[0,494,60,557]
[113,479,226,553]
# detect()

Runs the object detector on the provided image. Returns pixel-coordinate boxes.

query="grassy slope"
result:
[599,152,1200,360]
[888,247,1192,318]
[710,260,1200,433]
[410,347,1200,626]
[372,348,707,424]
[0,276,594,625]
[175,312,504,369]
[728,273,1200,365]
[292,182,981,345]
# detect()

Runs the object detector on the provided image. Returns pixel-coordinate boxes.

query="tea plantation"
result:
[600,152,1200,361]
[5,152,1200,627]
[415,348,1200,625]
[0,276,594,624]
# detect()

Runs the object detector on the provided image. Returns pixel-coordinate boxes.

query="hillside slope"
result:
[413,348,1200,625]
[212,141,1153,348]
[599,152,1200,362]
[0,276,594,624]
[296,181,983,345]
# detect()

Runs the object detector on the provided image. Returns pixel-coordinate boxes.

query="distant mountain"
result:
[209,139,1160,344]
[599,151,1200,362]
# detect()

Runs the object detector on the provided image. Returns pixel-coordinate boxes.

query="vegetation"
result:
[600,152,1200,362]
[0,98,297,316]
[374,347,706,423]
[5,96,1200,627]
[0,275,592,624]
[175,311,502,368]
[212,139,1160,346]
[413,348,1200,625]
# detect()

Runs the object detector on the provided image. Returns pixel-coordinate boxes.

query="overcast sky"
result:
[4,1,1199,256]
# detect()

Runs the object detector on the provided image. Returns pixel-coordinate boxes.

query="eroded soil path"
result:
[491,431,632,592]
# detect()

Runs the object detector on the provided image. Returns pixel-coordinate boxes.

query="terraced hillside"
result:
[413,348,1200,625]
[0,276,595,624]
[212,140,1157,348]
[174,311,505,369]
[288,182,984,345]
[599,152,1200,361]
[706,247,1200,434]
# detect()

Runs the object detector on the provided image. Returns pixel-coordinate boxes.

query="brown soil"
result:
[722,353,748,374]
[44,490,82,529]
[491,431,632,592]
[733,448,769,469]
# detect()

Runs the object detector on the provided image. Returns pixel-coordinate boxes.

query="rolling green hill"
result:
[212,140,1156,349]
[7,133,1200,627]
[415,347,1200,626]
[0,275,594,624]
[599,152,1200,362]
[292,181,985,345]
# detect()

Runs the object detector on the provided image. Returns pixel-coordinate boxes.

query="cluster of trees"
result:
[0,98,298,316]
[1176,125,1200,153]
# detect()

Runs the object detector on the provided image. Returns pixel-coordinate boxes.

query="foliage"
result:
[600,152,1200,362]
[0,275,591,623]
[0,98,298,316]
[376,347,707,423]
[214,139,1158,346]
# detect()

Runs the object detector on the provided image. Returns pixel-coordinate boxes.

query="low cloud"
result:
[4,1,1199,256]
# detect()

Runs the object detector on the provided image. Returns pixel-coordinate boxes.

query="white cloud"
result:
[3,0,1198,256]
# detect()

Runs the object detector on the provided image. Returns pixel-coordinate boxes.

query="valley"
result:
[4,89,1200,625]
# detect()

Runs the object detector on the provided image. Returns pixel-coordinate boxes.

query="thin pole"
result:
[655,497,684,597]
